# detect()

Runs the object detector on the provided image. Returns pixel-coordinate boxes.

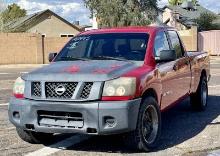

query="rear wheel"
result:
[16,128,54,144]
[190,75,208,111]
[124,96,161,152]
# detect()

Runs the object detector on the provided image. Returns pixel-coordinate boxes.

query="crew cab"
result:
[9,26,210,151]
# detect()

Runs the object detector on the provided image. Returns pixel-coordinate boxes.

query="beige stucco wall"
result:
[178,26,198,51]
[0,33,42,64]
[27,14,80,37]
[0,33,70,64]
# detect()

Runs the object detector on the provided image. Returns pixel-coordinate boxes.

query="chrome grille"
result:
[31,81,95,100]
[32,82,41,97]
[80,82,93,99]
[45,82,78,99]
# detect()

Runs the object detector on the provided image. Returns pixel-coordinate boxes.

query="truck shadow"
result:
[53,95,220,153]
[158,95,220,151]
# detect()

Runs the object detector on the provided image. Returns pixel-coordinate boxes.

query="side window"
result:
[154,31,170,57]
[167,31,184,58]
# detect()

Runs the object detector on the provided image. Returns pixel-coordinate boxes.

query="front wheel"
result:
[190,76,208,111]
[124,96,161,152]
[16,128,54,144]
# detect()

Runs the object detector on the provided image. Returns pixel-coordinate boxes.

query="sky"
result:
[2,0,220,25]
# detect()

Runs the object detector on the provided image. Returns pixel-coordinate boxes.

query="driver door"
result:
[154,31,182,110]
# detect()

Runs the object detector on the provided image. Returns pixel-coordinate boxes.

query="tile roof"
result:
[163,4,219,28]
[164,4,215,20]
[4,9,82,32]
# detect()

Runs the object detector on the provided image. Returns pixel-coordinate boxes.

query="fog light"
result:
[13,112,20,119]
[104,116,116,127]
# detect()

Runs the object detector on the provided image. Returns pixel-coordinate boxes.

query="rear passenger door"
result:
[167,31,191,100]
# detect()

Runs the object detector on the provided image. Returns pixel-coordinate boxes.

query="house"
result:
[162,1,219,30]
[4,9,82,37]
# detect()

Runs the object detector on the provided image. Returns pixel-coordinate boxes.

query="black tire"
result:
[16,128,54,144]
[123,96,161,152]
[190,75,208,111]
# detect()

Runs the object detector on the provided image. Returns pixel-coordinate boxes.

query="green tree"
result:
[0,12,3,32]
[84,0,158,28]
[168,0,198,6]
[1,3,26,24]
[0,0,6,32]
[168,0,183,5]
[195,12,219,31]
[191,0,198,5]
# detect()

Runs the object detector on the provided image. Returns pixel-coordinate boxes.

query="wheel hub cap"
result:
[142,105,159,144]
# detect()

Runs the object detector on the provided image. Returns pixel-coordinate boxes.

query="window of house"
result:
[68,35,74,37]
[167,31,184,58]
[60,34,75,38]
[154,31,170,57]
[61,34,67,37]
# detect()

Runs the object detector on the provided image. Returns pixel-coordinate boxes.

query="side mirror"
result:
[48,52,57,62]
[155,50,176,62]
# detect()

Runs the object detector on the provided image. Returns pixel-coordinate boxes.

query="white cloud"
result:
[0,0,7,12]
[199,0,220,13]
[158,0,168,7]
[15,0,91,25]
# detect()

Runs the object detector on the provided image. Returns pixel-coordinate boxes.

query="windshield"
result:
[54,33,149,62]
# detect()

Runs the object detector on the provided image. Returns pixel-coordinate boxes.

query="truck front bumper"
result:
[8,97,141,135]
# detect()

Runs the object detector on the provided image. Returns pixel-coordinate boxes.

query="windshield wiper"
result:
[59,56,90,61]
[93,56,131,62]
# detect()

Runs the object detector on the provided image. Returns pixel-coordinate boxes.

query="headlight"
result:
[103,77,136,97]
[13,77,25,99]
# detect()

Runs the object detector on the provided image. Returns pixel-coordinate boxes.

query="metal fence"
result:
[198,30,220,55]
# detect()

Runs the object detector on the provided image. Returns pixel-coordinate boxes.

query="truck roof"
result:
[80,26,175,35]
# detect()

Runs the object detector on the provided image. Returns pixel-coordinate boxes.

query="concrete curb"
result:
[207,149,220,156]
[0,64,46,68]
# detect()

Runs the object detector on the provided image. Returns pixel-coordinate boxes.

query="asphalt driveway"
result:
[0,58,220,156]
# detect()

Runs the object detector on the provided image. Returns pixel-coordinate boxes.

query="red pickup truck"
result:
[9,26,210,152]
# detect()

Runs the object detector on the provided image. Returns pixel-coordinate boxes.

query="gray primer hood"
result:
[23,60,139,82]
